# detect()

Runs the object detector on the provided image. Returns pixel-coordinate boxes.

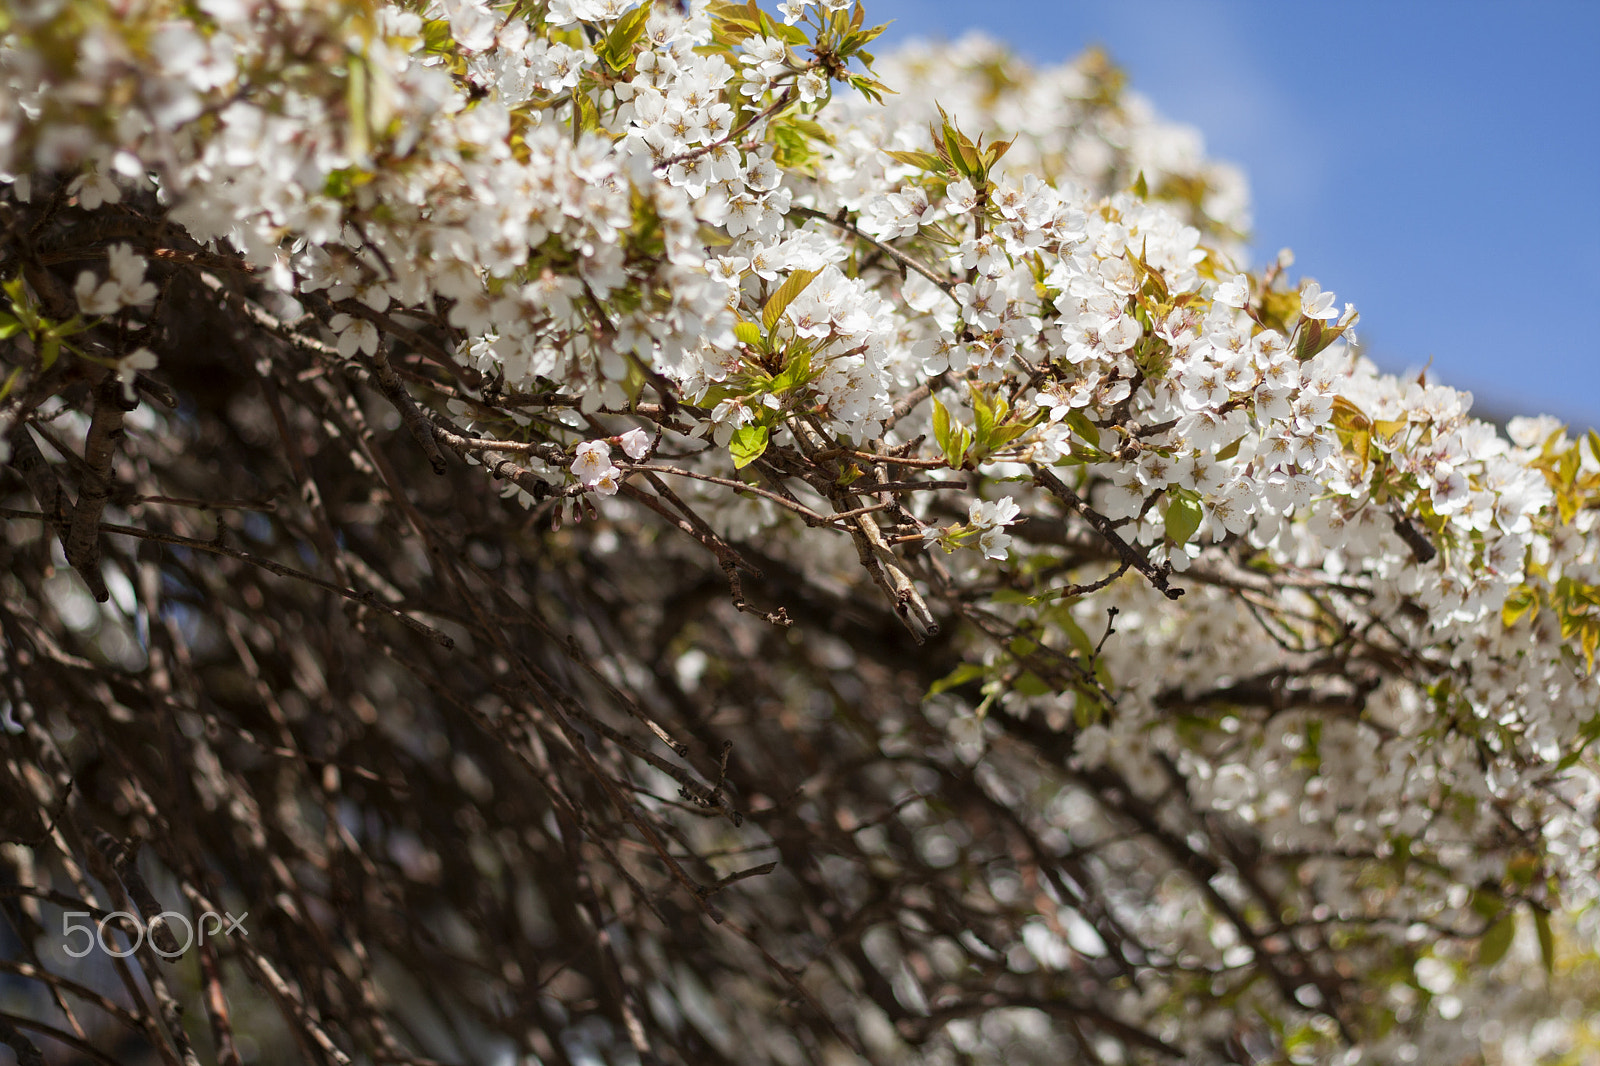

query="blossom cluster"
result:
[570,428,650,494]
[5,1,1599,1062]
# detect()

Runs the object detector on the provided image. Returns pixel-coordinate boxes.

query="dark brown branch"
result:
[1032,464,1183,600]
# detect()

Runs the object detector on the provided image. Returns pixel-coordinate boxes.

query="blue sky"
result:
[857,1,1600,427]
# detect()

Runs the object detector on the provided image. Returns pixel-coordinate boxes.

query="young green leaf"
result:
[941,123,968,178]
[932,395,952,456]
[1013,671,1051,697]
[1533,906,1555,975]
[971,389,995,443]
[883,149,943,172]
[1064,409,1102,450]
[1165,488,1203,546]
[771,346,813,392]
[575,91,600,134]
[600,4,652,71]
[734,321,763,348]
[1477,913,1516,967]
[729,423,769,469]
[954,427,973,468]
[763,268,819,333]
[927,661,986,698]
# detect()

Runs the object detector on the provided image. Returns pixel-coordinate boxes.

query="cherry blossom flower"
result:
[617,428,651,460]
[968,496,1021,530]
[571,440,612,483]
[113,348,159,403]
[1299,279,1339,321]
[978,527,1012,560]
[1214,272,1251,308]
[74,243,157,316]
[327,314,379,357]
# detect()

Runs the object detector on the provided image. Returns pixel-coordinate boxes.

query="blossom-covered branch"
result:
[2,2,1597,1064]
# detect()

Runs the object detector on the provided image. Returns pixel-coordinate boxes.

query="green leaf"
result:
[932,395,952,455]
[987,422,1031,452]
[729,423,769,469]
[935,108,979,179]
[1330,395,1371,432]
[932,397,968,467]
[1132,170,1148,199]
[54,314,91,339]
[1508,853,1539,887]
[847,72,891,104]
[927,662,986,698]
[1056,612,1096,660]
[575,90,600,133]
[1478,914,1515,967]
[1165,488,1203,546]
[1013,671,1051,697]
[1294,312,1357,362]
[1470,889,1504,921]
[883,149,943,172]
[1063,409,1101,449]
[419,17,453,52]
[771,347,813,393]
[734,321,762,348]
[1214,435,1244,462]
[1293,318,1324,362]
[856,20,889,49]
[971,388,995,443]
[768,115,829,169]
[1127,241,1168,303]
[600,3,652,71]
[1533,906,1555,975]
[1372,418,1408,442]
[763,268,819,333]
[1502,584,1538,628]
